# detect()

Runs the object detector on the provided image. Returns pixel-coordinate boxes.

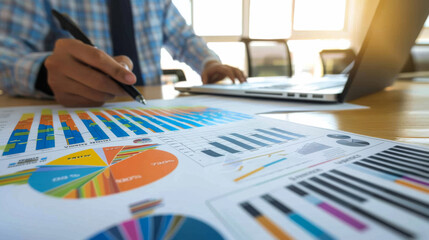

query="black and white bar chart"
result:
[157,119,310,167]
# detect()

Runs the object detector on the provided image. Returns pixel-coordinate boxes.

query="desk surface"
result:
[1,80,428,147]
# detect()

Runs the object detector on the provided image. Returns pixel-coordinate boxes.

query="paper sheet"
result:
[0,100,427,240]
[146,95,368,114]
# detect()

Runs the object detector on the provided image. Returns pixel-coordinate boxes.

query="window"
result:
[249,0,293,39]
[163,0,353,81]
[293,0,346,31]
[418,16,429,42]
[193,0,242,36]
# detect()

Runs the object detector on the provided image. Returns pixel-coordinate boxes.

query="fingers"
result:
[223,66,236,84]
[113,55,134,71]
[202,62,247,84]
[233,67,247,83]
[46,39,138,107]
[56,39,136,85]
[55,92,105,108]
[53,55,126,96]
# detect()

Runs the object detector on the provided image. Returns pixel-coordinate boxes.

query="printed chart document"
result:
[0,100,427,240]
[147,95,368,115]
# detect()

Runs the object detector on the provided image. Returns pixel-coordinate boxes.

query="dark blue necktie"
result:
[109,0,145,85]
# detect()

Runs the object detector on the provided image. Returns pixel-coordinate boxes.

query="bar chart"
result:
[75,110,110,141]
[209,144,429,240]
[58,110,85,145]
[1,106,252,157]
[158,123,307,167]
[91,110,129,138]
[36,109,55,150]
[2,113,34,156]
[104,109,147,135]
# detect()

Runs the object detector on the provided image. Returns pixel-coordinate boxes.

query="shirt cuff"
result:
[13,52,54,99]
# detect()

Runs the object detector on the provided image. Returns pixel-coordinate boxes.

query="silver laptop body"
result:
[175,0,429,103]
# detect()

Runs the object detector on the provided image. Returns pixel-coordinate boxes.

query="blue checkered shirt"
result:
[0,0,220,98]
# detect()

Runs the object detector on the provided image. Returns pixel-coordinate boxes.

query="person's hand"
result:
[44,39,136,107]
[201,61,246,84]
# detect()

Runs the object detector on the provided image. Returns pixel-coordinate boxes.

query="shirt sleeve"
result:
[0,1,53,98]
[161,0,221,75]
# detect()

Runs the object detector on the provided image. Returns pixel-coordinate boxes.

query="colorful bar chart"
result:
[104,109,147,135]
[287,185,368,231]
[36,109,55,150]
[149,108,205,127]
[241,202,293,240]
[3,113,34,156]
[346,145,429,194]
[75,111,109,141]
[130,109,183,130]
[261,194,335,240]
[299,181,415,238]
[91,110,129,137]
[210,144,429,240]
[116,109,164,133]
[1,106,254,156]
[58,111,84,145]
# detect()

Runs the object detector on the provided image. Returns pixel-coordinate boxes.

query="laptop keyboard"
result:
[260,81,344,91]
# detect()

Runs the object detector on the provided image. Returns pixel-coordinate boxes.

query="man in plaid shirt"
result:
[0,0,246,107]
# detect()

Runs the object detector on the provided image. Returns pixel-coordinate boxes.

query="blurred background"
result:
[161,0,429,84]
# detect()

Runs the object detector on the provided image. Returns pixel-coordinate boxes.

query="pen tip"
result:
[135,95,147,105]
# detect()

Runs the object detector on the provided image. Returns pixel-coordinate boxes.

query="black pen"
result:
[51,9,146,105]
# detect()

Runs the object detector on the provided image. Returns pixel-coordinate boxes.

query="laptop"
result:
[176,0,429,102]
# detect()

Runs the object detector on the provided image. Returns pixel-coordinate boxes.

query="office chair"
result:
[319,49,356,75]
[401,44,429,72]
[161,69,186,84]
[241,38,293,77]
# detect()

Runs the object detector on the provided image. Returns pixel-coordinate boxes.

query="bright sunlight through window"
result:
[293,0,347,31]
[249,0,293,39]
[193,0,242,36]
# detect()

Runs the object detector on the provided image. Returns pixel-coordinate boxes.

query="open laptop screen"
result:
[340,0,429,102]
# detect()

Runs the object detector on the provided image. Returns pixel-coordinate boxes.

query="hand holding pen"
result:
[44,10,146,107]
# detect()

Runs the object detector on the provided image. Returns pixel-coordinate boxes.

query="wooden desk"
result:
[0,80,428,147]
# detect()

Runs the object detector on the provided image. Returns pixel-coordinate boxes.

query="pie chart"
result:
[88,214,224,240]
[336,139,370,147]
[28,144,178,199]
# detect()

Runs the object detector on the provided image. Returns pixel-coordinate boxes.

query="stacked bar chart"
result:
[209,144,429,240]
[36,109,55,150]
[3,113,34,156]
[1,106,253,157]
[75,111,109,141]
[104,109,147,135]
[58,110,84,145]
[91,110,129,137]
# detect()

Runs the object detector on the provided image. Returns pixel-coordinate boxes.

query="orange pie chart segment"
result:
[110,149,178,191]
